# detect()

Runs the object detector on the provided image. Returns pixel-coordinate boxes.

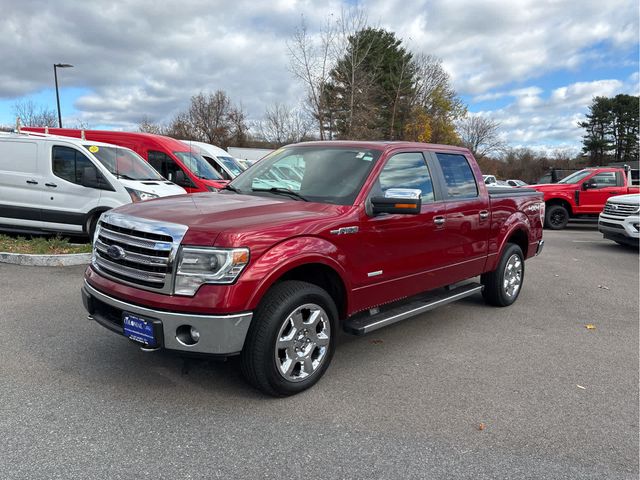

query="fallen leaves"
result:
[370,339,383,345]
[585,324,596,330]
[597,285,610,290]
[576,385,586,390]
[478,423,486,431]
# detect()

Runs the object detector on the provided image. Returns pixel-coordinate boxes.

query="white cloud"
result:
[0,0,637,152]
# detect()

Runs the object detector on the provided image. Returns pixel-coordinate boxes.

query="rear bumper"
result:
[81,280,252,355]
[535,239,544,256]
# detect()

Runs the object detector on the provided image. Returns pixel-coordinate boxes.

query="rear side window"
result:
[436,153,478,199]
[591,172,618,187]
[377,152,434,202]
[0,141,38,173]
[52,146,99,185]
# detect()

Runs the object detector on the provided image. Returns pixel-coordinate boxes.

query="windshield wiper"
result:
[115,174,135,180]
[251,187,308,202]
[222,184,241,193]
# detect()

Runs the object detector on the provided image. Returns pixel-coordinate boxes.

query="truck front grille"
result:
[603,203,639,217]
[91,211,188,293]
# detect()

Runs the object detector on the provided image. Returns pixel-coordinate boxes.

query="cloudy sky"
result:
[2,0,638,152]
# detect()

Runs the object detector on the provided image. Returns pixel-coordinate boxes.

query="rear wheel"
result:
[545,204,569,230]
[481,243,525,307]
[241,280,337,396]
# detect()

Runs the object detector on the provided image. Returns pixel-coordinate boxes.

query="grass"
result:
[0,234,92,255]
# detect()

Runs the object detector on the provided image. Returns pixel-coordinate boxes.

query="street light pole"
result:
[53,63,73,128]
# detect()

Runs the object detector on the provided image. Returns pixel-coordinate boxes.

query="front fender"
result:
[242,236,351,311]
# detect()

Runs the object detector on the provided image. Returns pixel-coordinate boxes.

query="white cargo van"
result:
[181,140,245,180]
[0,132,185,237]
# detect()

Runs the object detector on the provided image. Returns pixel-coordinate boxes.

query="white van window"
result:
[0,141,38,173]
[52,146,100,186]
[84,145,163,181]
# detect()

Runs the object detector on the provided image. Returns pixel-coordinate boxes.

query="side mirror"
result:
[174,170,187,186]
[371,188,422,215]
[583,179,597,190]
[82,167,100,189]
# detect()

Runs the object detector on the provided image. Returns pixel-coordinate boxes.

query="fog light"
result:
[176,324,200,346]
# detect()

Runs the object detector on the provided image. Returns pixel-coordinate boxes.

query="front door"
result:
[41,144,102,233]
[351,151,448,310]
[579,171,625,213]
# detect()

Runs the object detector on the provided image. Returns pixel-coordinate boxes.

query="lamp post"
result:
[53,63,73,128]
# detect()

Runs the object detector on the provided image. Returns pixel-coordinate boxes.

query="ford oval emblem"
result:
[106,244,126,260]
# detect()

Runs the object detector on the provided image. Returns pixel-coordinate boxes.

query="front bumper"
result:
[598,214,639,246]
[81,280,253,355]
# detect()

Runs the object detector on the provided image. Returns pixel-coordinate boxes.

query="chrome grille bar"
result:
[94,256,166,284]
[98,227,172,251]
[95,239,169,266]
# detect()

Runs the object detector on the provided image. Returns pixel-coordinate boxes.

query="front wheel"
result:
[481,243,525,307]
[241,280,337,396]
[545,204,569,229]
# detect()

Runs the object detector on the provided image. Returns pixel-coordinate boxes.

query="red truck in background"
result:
[532,166,639,229]
[22,128,229,193]
[81,141,544,396]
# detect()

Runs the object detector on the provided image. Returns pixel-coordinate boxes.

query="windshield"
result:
[174,152,222,180]
[229,146,382,205]
[558,169,592,184]
[217,156,244,176]
[84,144,163,180]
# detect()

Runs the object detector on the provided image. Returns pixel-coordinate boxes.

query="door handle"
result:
[45,183,57,188]
[434,216,446,226]
[26,179,38,185]
[479,210,489,219]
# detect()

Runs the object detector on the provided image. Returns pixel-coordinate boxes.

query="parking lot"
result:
[0,226,637,479]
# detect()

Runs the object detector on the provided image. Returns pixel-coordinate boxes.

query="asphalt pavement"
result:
[0,226,638,479]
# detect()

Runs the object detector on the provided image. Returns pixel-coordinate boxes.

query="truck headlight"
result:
[174,247,249,295]
[126,187,159,202]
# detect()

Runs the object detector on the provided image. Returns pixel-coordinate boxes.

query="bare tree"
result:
[287,15,337,140]
[457,115,506,158]
[13,100,57,127]
[139,115,166,135]
[258,102,312,145]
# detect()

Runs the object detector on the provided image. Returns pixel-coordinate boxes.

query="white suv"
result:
[598,194,640,247]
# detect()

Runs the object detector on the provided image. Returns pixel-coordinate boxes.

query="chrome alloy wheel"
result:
[275,303,331,382]
[503,254,523,298]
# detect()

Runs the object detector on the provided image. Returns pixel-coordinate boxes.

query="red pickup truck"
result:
[532,166,639,229]
[81,141,544,396]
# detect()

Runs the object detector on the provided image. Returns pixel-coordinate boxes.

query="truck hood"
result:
[119,178,186,197]
[530,183,577,192]
[113,192,347,246]
[608,193,640,205]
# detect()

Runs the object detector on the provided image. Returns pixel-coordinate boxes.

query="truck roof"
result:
[287,140,472,154]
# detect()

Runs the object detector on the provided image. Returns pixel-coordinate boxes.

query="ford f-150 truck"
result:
[532,166,639,229]
[81,141,544,396]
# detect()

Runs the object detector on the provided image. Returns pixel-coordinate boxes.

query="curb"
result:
[0,252,92,267]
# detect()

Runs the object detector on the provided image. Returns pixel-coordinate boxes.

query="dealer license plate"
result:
[122,313,157,347]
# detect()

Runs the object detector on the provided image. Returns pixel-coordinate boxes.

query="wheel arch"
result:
[545,197,573,216]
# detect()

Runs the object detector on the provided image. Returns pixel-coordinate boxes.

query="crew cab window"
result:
[436,153,478,199]
[590,172,618,188]
[52,146,100,186]
[376,152,434,202]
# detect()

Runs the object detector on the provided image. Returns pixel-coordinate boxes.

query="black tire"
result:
[87,214,100,241]
[481,243,525,307]
[545,204,569,230]
[241,280,338,397]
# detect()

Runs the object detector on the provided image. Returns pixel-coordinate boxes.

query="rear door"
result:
[431,152,490,282]
[0,139,45,230]
[40,144,103,233]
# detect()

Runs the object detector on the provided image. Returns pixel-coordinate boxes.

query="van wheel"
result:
[86,214,100,241]
[545,204,569,229]
[481,243,525,307]
[241,280,337,397]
